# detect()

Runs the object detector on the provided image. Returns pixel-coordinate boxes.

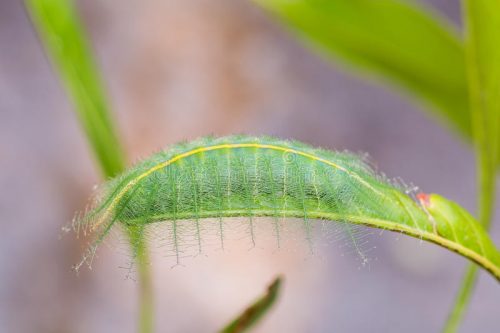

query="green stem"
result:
[442,153,495,332]
[442,265,478,333]
[25,1,155,332]
[136,237,154,333]
[442,1,497,331]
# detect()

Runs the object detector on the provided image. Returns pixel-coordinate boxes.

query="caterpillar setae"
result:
[74,135,500,280]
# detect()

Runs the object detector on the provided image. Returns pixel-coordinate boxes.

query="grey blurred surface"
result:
[1,0,499,332]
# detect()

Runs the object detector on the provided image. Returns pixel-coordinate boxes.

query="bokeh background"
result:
[1,0,499,332]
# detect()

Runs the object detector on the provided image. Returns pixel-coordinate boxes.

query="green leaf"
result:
[76,136,500,281]
[25,0,126,178]
[253,0,471,140]
[419,193,499,277]
[220,276,282,333]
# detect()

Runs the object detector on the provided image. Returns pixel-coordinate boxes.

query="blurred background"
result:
[1,0,499,332]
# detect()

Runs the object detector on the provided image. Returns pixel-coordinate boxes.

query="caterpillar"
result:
[75,135,500,280]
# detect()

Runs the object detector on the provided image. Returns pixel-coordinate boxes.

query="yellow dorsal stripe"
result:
[92,142,385,229]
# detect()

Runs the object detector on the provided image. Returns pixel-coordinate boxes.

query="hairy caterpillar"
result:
[75,135,500,280]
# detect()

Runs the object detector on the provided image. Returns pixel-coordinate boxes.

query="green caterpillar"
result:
[76,135,500,280]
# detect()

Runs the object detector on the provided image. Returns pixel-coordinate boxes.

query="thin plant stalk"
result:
[442,147,496,333]
[442,1,498,331]
[24,1,154,332]
[130,229,155,333]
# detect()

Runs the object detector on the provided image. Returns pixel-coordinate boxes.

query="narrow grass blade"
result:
[25,2,154,333]
[25,0,125,177]
[464,0,500,172]
[220,276,282,333]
